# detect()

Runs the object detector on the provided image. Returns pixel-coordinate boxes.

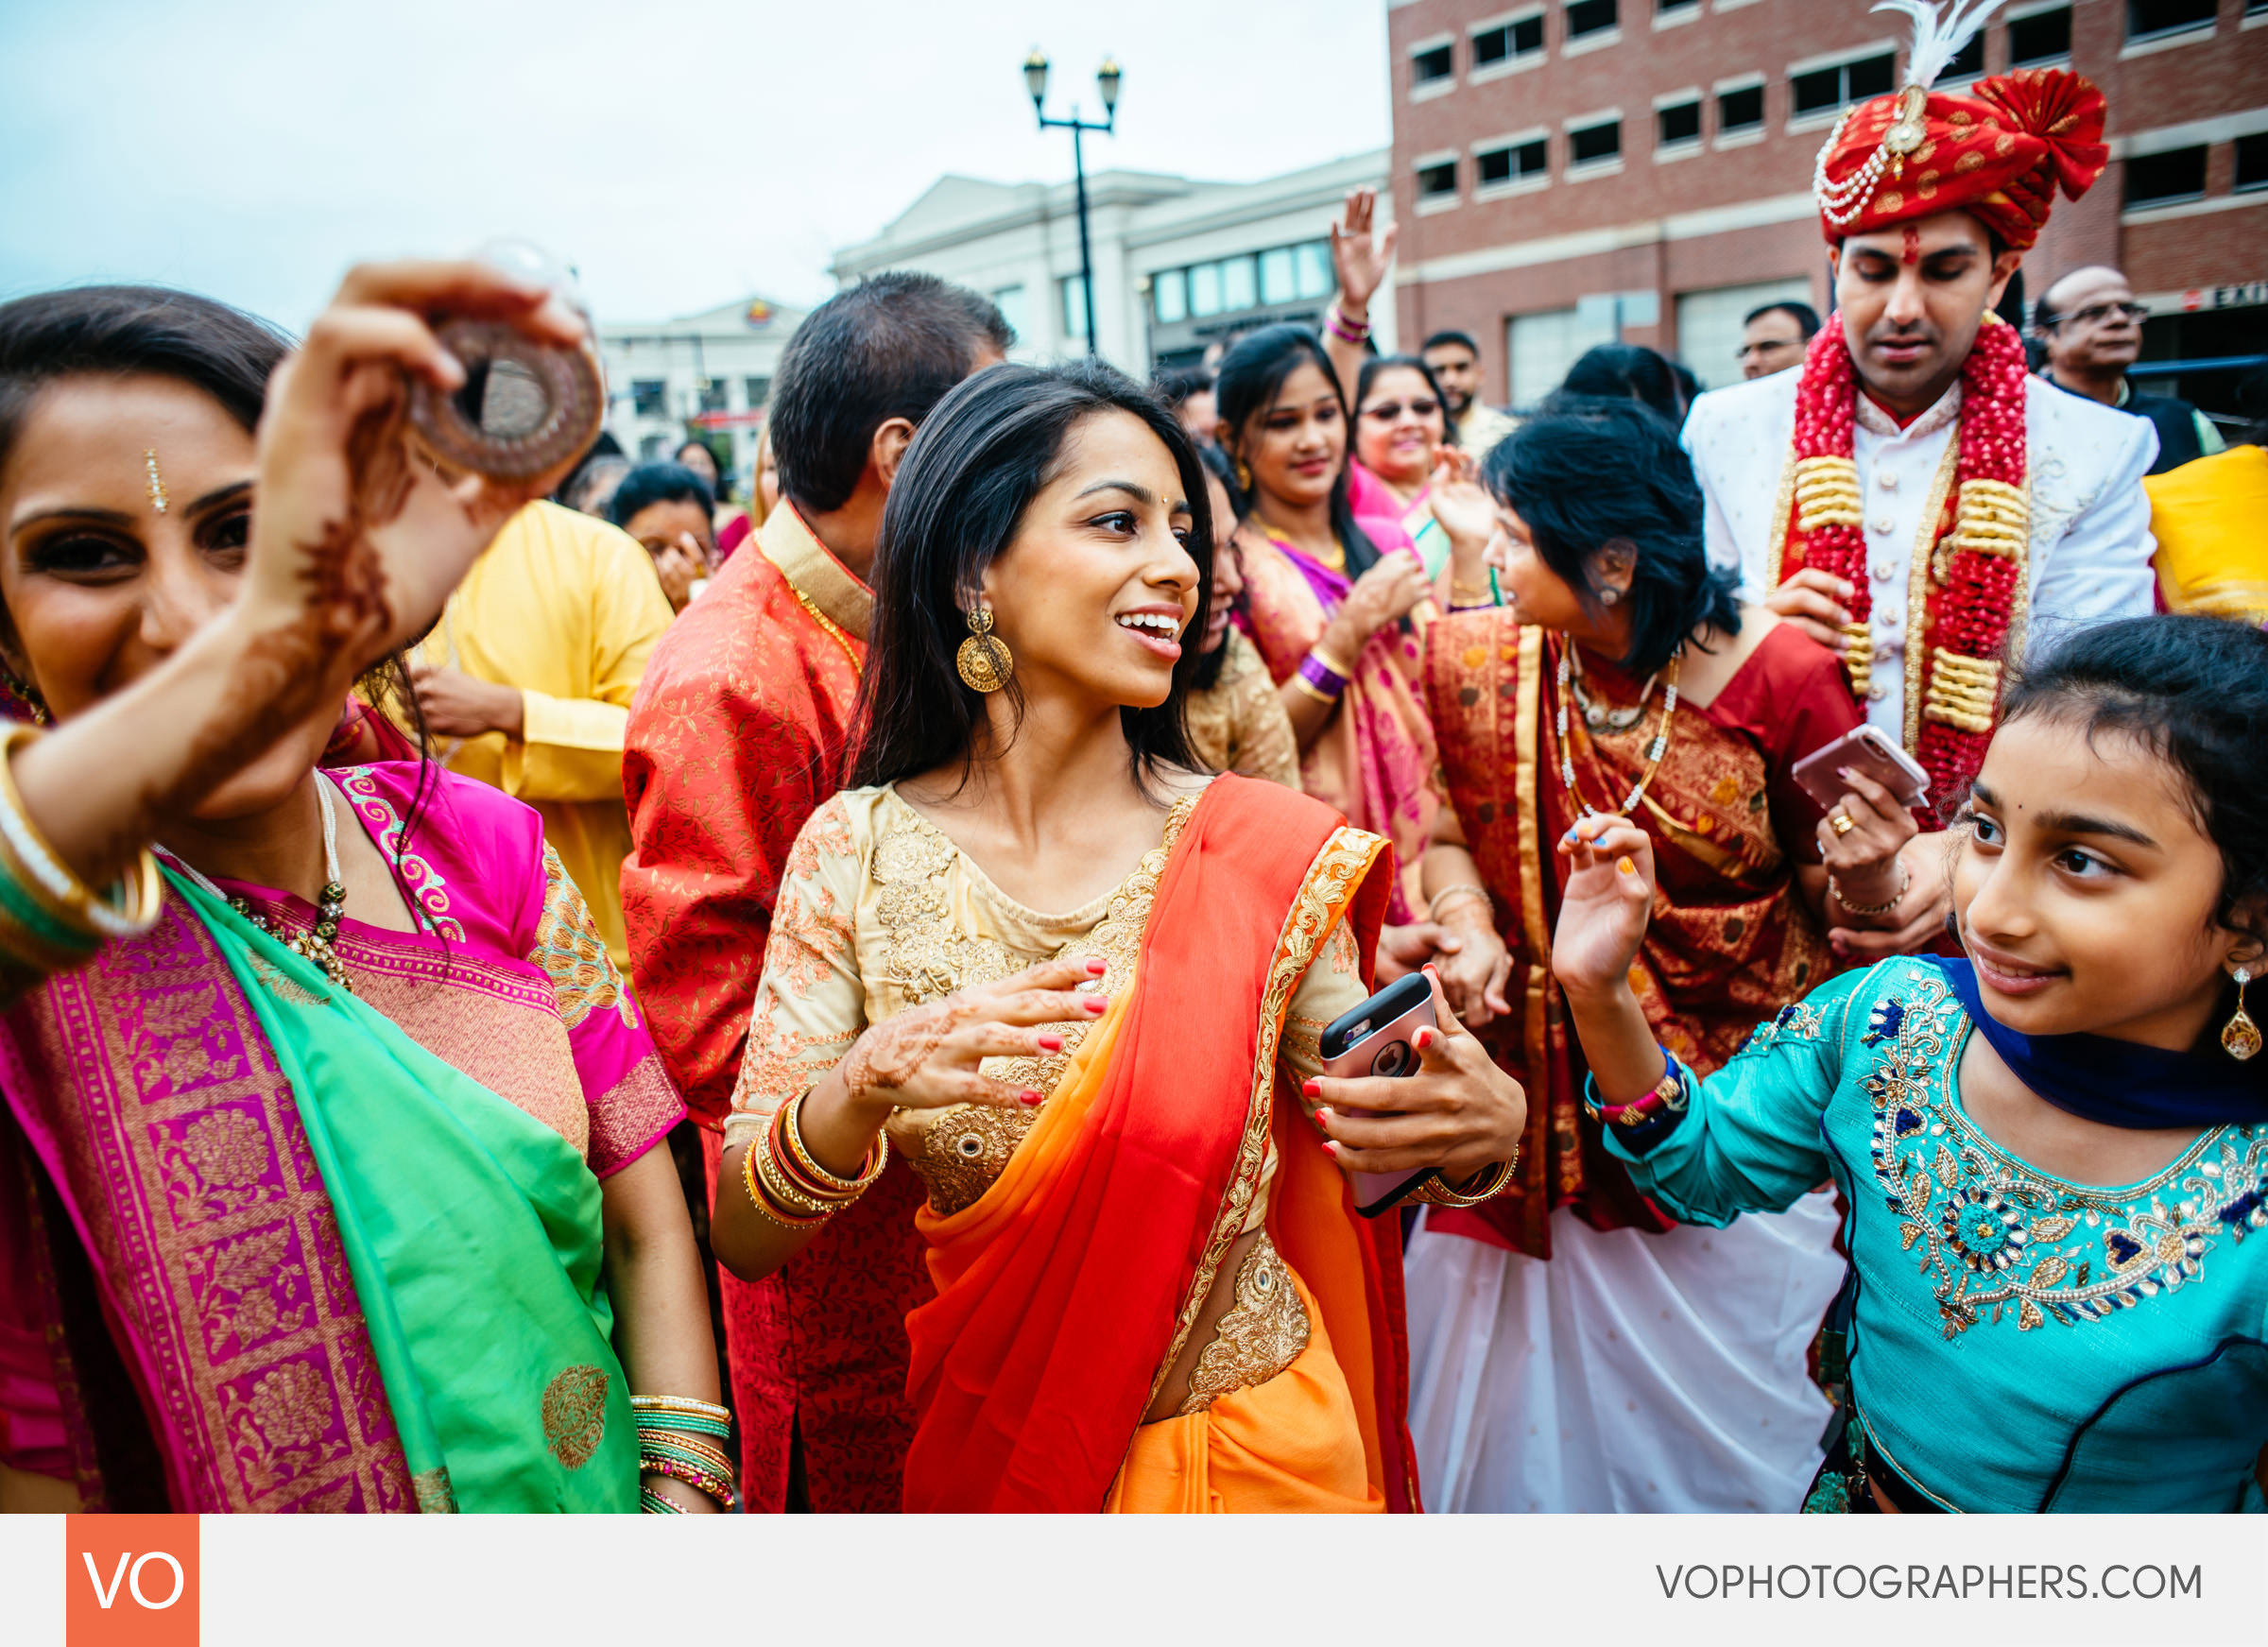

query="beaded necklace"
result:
[1772,313,2030,805]
[1555,643,1680,818]
[1566,646,1661,733]
[163,774,354,993]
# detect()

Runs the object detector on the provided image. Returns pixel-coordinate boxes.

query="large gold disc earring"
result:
[1235,459,1252,492]
[956,608,1013,694]
[2223,966,2260,1061]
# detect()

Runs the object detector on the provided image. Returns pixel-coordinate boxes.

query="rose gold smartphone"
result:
[1319,973,1440,1218]
[1791,724,1931,812]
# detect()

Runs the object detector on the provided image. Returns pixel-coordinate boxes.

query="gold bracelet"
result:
[1416,1146,1521,1208]
[780,1089,888,1198]
[1290,674,1341,705]
[1426,882,1492,922]
[1829,861,1911,918]
[755,1131,841,1221]
[1307,643,1355,681]
[740,1127,831,1228]
[0,723,164,942]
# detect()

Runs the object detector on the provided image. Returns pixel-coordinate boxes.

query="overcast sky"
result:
[1,0,1392,335]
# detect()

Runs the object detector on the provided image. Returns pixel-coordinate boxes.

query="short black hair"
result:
[1154,366,1214,411]
[1743,300,1821,338]
[767,271,1013,517]
[1554,343,1686,425]
[2003,615,2268,938]
[850,360,1211,794]
[1483,396,1739,678]
[1421,330,1481,357]
[608,461,713,531]
[1355,353,1459,447]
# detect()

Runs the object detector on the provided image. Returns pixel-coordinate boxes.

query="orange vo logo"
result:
[65,1516,198,1646]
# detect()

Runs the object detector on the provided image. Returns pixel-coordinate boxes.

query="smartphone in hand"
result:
[1319,971,1439,1217]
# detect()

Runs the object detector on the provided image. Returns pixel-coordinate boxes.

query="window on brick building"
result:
[1793,52,1895,118]
[1477,138,1549,187]
[2235,133,2268,194]
[1657,0,1700,15]
[2008,5,2072,64]
[631,380,665,418]
[1413,43,1454,85]
[1658,100,1702,147]
[1474,12,1546,65]
[1418,159,1460,200]
[1568,0,1618,39]
[1570,117,1623,166]
[2126,0,2218,41]
[1718,82,1764,134]
[2124,146,2208,208]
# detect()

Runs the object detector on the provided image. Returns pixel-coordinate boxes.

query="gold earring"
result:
[2224,966,2260,1061]
[1235,459,1251,492]
[956,607,1013,694]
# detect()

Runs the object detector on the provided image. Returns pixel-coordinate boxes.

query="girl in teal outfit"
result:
[1549,615,2268,1513]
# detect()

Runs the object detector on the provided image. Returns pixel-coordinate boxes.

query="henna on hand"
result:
[837,998,977,1110]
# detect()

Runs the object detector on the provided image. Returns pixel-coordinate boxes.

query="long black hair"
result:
[850,359,1212,793]
[2003,616,2268,940]
[1212,323,1388,580]
[1483,396,1740,678]
[1353,352,1458,447]
[1190,441,1250,695]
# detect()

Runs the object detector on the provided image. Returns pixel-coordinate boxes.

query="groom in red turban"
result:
[1684,4,2159,956]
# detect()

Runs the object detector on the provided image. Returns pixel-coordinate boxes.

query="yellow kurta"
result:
[415,500,674,968]
[2146,444,2268,624]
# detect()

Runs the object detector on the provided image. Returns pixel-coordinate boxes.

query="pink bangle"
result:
[1325,302,1371,345]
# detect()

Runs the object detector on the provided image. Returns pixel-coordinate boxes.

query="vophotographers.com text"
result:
[1657,1563,2202,1602]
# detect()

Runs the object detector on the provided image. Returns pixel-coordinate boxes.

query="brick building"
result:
[1384,0,2268,415]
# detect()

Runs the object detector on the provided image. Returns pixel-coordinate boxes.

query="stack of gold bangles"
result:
[741,1090,889,1229]
[0,723,163,995]
[631,1395,737,1512]
[1414,1148,1521,1208]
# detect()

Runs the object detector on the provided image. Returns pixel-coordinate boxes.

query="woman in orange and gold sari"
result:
[1404,398,1914,1513]
[708,361,1526,1513]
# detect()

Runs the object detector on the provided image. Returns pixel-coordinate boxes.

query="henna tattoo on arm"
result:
[837,998,976,1107]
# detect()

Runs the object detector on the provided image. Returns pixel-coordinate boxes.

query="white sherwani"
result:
[1683,368,2159,745]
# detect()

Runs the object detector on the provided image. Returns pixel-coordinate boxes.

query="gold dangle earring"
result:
[1235,457,1252,493]
[956,607,1013,694]
[2224,966,2260,1061]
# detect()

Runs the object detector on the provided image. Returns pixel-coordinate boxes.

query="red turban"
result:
[1813,68,2108,250]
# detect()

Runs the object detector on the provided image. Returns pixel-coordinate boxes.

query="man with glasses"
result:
[2036,266,2223,474]
[1737,300,1820,380]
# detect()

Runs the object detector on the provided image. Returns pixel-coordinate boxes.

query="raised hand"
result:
[1310,966,1525,1184]
[1328,188,1400,317]
[1550,815,1657,999]
[1336,548,1432,644]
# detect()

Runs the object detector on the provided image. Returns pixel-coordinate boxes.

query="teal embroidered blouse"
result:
[1606,957,2268,1513]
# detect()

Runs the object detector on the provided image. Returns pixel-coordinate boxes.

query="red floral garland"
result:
[1783,314,2029,805]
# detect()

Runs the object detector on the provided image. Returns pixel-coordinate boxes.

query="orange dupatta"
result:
[899,776,1417,1512]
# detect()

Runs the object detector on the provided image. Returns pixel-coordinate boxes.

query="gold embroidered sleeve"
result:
[724,797,867,1151]
[528,843,633,1030]
[1277,919,1366,1082]
[1226,634,1301,789]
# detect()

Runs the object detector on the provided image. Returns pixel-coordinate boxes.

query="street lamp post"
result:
[1024,48,1120,358]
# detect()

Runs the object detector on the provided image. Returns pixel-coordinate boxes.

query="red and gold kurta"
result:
[622,503,926,1512]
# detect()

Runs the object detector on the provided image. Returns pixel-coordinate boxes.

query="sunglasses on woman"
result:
[1362,398,1440,421]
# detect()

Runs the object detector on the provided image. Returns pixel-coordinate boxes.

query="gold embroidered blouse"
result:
[1185,628,1300,790]
[726,784,1367,1227]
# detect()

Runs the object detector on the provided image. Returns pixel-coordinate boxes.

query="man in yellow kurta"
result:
[2145,439,2268,624]
[409,499,674,968]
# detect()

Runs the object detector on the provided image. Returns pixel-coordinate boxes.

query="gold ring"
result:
[1830,812,1857,836]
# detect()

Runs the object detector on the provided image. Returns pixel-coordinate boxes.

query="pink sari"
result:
[0,763,681,1511]
[1238,516,1437,921]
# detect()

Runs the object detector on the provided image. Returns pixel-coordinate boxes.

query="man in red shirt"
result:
[622,274,1010,1510]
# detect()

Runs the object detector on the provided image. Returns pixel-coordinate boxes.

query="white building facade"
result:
[596,294,808,489]
[830,149,1395,375]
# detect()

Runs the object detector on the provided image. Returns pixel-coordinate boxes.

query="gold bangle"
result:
[1290,674,1342,705]
[755,1133,839,1221]
[740,1127,831,1228]
[629,1394,731,1425]
[780,1090,888,1198]
[1306,643,1355,681]
[1426,882,1492,922]
[0,723,164,943]
[1416,1147,1521,1208]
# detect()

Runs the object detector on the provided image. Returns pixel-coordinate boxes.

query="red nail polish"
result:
[1082,996,1108,1013]
[1086,958,1108,976]
[1020,1089,1043,1106]
[1322,1140,1340,1157]
[1301,1079,1321,1099]
[1414,1027,1434,1051]
[1037,1033,1064,1053]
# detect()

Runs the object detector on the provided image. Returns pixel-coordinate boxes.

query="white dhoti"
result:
[1406,1192,1845,1513]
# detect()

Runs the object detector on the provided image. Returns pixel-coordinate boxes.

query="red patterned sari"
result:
[1420,612,1855,1259]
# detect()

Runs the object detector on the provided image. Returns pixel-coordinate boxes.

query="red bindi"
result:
[1900,224,1920,266]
